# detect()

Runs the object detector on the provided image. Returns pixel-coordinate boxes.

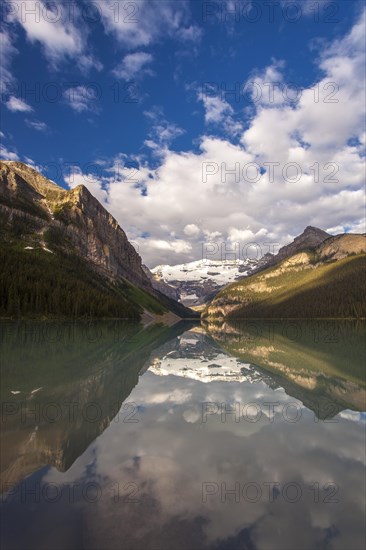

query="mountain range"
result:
[1,161,365,320]
[151,225,366,315]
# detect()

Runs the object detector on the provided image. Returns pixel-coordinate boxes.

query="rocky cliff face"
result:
[0,161,151,290]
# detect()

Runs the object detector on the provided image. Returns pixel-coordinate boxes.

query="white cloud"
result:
[184,224,200,237]
[63,86,100,113]
[148,239,192,254]
[6,96,33,112]
[0,144,19,160]
[228,228,267,243]
[198,90,243,136]
[144,107,185,151]
[25,119,48,132]
[246,59,291,106]
[113,52,154,80]
[99,0,200,48]
[201,95,233,124]
[0,29,18,87]
[6,0,100,71]
[78,54,103,73]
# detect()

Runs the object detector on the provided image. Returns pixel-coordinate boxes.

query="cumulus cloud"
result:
[246,59,291,106]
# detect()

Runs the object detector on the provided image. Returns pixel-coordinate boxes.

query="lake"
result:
[1,320,365,550]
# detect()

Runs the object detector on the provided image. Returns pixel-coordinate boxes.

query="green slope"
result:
[0,241,168,319]
[204,253,366,319]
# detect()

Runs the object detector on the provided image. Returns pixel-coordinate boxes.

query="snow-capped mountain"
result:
[150,227,336,307]
[151,258,262,306]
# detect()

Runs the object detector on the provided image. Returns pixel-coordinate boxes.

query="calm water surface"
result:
[0,320,365,550]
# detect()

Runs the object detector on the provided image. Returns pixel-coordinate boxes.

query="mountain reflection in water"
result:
[0,320,365,550]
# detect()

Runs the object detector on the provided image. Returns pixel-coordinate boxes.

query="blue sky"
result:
[1,1,365,266]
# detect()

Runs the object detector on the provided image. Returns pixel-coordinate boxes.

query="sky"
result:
[1,0,365,267]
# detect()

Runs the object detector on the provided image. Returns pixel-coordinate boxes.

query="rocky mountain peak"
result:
[1,161,66,201]
[302,225,329,237]
[276,226,330,262]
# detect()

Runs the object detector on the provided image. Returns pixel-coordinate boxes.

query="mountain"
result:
[0,161,196,320]
[151,258,264,306]
[203,232,366,319]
